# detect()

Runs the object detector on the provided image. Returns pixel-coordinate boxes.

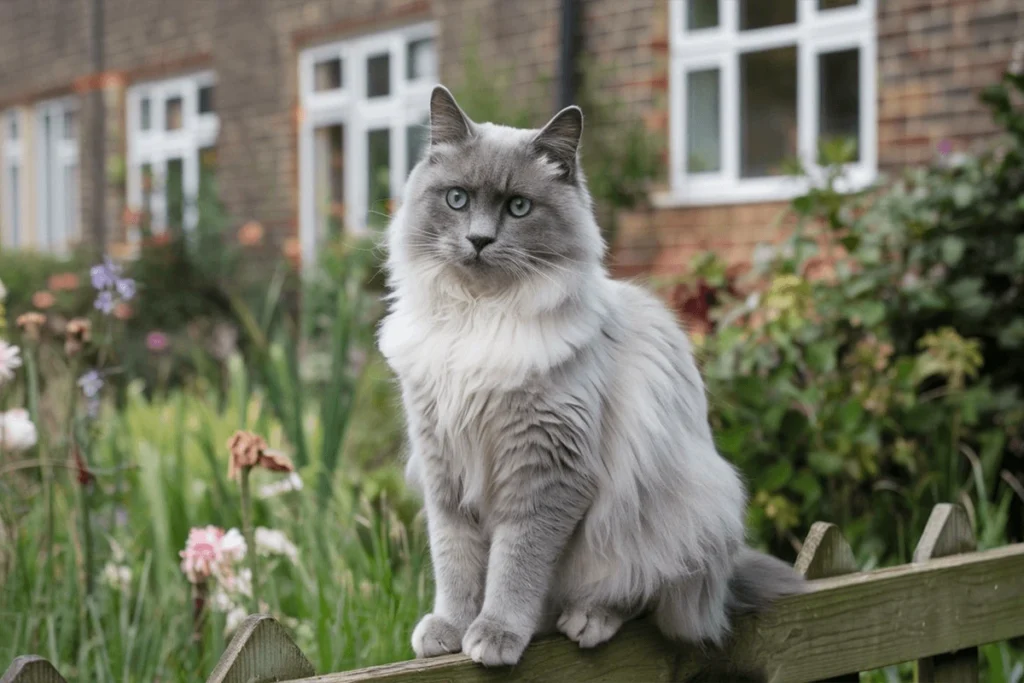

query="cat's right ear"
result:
[429,86,473,147]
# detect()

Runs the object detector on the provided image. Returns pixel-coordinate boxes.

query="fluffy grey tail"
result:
[727,547,806,615]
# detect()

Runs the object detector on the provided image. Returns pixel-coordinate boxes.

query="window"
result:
[1,110,24,249]
[298,22,436,268]
[126,72,218,238]
[36,99,81,254]
[667,0,876,205]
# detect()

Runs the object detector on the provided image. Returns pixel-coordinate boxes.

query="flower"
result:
[255,528,299,564]
[0,409,38,452]
[0,341,22,385]
[937,139,953,156]
[145,330,170,353]
[258,472,304,499]
[113,302,134,320]
[48,272,80,292]
[220,528,248,564]
[16,312,47,341]
[179,526,226,584]
[31,291,56,310]
[224,607,248,636]
[102,562,132,592]
[91,255,136,315]
[238,221,264,247]
[65,318,93,356]
[78,370,104,398]
[226,431,295,480]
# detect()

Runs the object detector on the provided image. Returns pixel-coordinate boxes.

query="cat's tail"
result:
[727,546,806,615]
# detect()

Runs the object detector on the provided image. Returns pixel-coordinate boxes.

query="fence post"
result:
[914,503,979,683]
[0,656,68,683]
[206,614,315,683]
[794,521,859,682]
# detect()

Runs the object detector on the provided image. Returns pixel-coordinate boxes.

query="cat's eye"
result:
[508,196,532,218]
[446,187,469,210]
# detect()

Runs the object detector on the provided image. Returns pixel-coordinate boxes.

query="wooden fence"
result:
[4,504,1024,683]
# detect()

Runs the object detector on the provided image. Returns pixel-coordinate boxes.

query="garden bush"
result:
[690,73,1024,567]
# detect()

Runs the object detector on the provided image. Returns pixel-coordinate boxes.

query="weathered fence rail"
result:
[5,504,1024,683]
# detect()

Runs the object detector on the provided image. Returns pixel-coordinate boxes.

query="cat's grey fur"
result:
[377,86,804,667]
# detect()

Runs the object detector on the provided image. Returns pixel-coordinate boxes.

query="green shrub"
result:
[694,73,1024,567]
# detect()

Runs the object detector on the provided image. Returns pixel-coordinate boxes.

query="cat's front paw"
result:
[557,606,623,648]
[411,613,464,658]
[462,616,528,666]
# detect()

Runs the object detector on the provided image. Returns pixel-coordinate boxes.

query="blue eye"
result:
[446,187,469,210]
[508,196,532,217]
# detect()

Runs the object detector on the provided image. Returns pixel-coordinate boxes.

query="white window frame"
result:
[661,0,877,207]
[298,21,437,270]
[1,109,25,249]
[35,98,80,254]
[126,71,218,238]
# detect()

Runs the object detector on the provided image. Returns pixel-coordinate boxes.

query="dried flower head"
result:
[48,272,81,292]
[65,317,93,356]
[238,220,264,247]
[226,430,295,480]
[113,302,134,320]
[16,312,47,341]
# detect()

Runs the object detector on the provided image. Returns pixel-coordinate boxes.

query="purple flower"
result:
[78,370,104,398]
[94,290,116,314]
[146,330,170,353]
[937,139,953,156]
[90,256,122,291]
[115,277,136,301]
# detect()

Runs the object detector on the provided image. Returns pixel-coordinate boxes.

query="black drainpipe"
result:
[558,0,578,109]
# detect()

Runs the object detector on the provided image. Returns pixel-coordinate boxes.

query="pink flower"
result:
[180,526,225,584]
[146,330,170,353]
[937,139,953,156]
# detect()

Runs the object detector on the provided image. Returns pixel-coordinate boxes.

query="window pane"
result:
[8,112,18,140]
[63,109,77,140]
[198,85,214,114]
[42,113,55,244]
[65,163,79,241]
[739,0,796,30]
[199,146,218,198]
[140,163,153,225]
[140,97,151,131]
[406,38,436,80]
[314,124,345,240]
[367,128,390,227]
[367,54,390,98]
[686,69,721,173]
[820,0,857,9]
[167,158,184,231]
[165,97,183,131]
[9,165,20,244]
[406,118,429,174]
[314,58,343,91]
[819,48,861,161]
[740,46,797,177]
[687,0,719,30]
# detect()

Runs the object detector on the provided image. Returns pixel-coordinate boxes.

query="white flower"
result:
[745,293,761,311]
[101,562,132,592]
[0,409,38,453]
[258,472,304,499]
[0,341,22,386]
[209,587,235,613]
[255,527,299,564]
[224,606,248,636]
[220,528,248,564]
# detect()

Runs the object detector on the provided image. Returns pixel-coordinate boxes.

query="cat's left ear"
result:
[533,106,583,182]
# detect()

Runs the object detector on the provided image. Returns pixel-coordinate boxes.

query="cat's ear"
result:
[429,85,473,147]
[533,106,583,182]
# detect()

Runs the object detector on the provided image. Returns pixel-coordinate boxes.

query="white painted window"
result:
[1,110,25,249]
[126,72,218,238]
[298,21,437,268]
[35,98,80,254]
[664,0,877,206]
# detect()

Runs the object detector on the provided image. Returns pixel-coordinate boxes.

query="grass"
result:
[0,357,430,682]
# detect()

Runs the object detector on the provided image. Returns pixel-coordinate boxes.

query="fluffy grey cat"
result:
[378,86,804,667]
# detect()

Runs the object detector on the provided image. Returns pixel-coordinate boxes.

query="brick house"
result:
[0,0,1021,276]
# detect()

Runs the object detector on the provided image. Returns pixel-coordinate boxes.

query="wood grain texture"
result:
[206,613,316,683]
[795,522,858,580]
[913,504,979,683]
[287,544,1024,683]
[0,656,68,683]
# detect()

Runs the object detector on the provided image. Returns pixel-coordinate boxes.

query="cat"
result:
[377,85,805,667]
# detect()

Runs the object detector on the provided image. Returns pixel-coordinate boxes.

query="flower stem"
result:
[192,580,208,655]
[239,465,259,613]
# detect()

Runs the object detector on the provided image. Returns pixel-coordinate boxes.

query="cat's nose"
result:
[466,235,495,254]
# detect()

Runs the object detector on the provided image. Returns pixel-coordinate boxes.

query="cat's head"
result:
[389,86,604,298]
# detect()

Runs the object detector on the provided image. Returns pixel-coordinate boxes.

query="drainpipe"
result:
[558,0,578,109]
[89,0,106,249]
